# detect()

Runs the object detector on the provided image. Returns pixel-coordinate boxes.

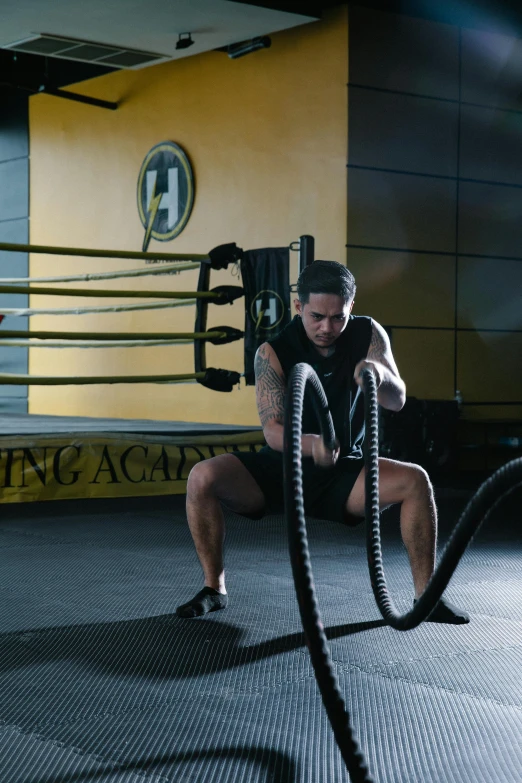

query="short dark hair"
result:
[297,260,356,304]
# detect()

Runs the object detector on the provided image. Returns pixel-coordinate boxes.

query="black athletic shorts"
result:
[234,445,364,526]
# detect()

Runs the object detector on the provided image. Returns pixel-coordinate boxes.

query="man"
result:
[176,261,468,624]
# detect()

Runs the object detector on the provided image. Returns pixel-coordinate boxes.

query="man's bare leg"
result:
[176,454,265,618]
[346,457,469,623]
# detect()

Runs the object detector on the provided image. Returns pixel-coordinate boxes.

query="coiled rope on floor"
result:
[284,361,522,782]
[361,367,522,630]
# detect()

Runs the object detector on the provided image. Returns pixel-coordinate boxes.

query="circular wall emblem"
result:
[137,141,195,251]
[250,289,286,332]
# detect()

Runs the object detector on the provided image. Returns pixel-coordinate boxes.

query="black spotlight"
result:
[176,33,194,51]
[227,36,271,59]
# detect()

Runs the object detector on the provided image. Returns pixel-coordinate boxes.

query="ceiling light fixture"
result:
[176,33,194,51]
[226,36,271,60]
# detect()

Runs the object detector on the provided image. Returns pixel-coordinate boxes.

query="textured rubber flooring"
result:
[0,486,521,783]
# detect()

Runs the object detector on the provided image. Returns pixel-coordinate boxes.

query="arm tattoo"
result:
[255,344,285,428]
[367,322,387,362]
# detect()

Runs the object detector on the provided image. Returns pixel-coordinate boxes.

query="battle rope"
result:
[361,367,522,630]
[285,361,522,782]
[284,362,372,783]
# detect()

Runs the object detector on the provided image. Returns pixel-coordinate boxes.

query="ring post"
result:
[298,235,315,273]
[194,261,211,376]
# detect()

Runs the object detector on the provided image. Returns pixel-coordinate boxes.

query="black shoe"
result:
[176,587,228,618]
[414,596,470,625]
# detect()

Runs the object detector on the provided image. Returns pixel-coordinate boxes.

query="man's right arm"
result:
[254,343,338,464]
[254,343,286,451]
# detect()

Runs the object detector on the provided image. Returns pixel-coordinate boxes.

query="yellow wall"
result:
[28,7,348,424]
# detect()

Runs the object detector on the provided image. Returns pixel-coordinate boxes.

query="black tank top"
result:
[269,314,372,458]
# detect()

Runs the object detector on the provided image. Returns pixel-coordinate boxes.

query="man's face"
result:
[295,293,353,350]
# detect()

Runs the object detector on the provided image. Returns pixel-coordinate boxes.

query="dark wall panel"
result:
[0,158,29,222]
[349,5,459,99]
[459,181,522,258]
[461,28,522,111]
[349,6,522,412]
[0,218,29,315]
[348,168,456,252]
[347,248,455,328]
[349,87,459,176]
[457,332,522,402]
[458,258,522,331]
[392,329,455,400]
[460,104,522,185]
[0,219,28,408]
[0,87,28,413]
[0,398,28,414]
[0,89,29,162]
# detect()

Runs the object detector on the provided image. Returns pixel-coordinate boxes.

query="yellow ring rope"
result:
[0,241,209,263]
[0,372,207,385]
[0,262,201,284]
[0,300,197,316]
[0,284,222,300]
[0,339,200,348]
[0,330,227,341]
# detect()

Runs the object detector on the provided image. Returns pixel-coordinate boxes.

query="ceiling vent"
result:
[3,34,170,69]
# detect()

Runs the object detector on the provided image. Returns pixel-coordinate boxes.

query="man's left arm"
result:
[354,319,406,411]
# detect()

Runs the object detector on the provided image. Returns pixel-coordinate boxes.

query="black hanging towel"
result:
[241,247,291,385]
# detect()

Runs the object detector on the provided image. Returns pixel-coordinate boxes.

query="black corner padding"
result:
[207,326,244,345]
[208,243,244,270]
[211,285,244,305]
[199,367,241,392]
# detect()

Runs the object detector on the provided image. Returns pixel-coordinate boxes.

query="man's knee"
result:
[401,462,432,499]
[187,454,248,505]
[187,459,217,499]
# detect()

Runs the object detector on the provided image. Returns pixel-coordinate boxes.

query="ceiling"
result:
[0,0,334,93]
[2,0,521,96]
[0,0,323,65]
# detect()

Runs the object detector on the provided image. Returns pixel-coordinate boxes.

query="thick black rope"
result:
[285,361,522,781]
[284,362,372,783]
[361,366,522,629]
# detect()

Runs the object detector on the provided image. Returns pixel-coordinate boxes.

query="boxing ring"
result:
[0,239,520,783]
[0,239,266,503]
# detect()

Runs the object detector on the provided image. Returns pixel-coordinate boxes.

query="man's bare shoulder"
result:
[367,318,391,361]
[254,342,284,381]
